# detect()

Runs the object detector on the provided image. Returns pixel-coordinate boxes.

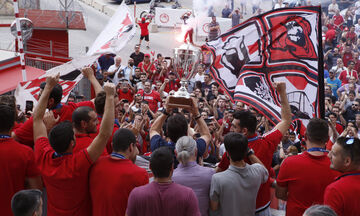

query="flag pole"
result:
[13,0,27,81]
[317,6,325,120]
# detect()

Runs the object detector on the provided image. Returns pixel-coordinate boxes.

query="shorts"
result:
[140,34,149,41]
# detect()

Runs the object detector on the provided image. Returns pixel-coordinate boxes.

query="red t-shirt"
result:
[138,22,150,36]
[324,172,360,216]
[217,118,231,135]
[338,69,358,85]
[343,52,353,67]
[335,123,344,135]
[138,61,156,74]
[14,101,95,148]
[92,117,119,154]
[89,156,149,216]
[355,59,360,73]
[164,79,181,93]
[276,152,339,216]
[34,137,93,216]
[74,133,108,156]
[138,89,161,113]
[0,138,40,216]
[333,15,344,28]
[346,32,357,44]
[217,129,283,209]
[118,89,134,103]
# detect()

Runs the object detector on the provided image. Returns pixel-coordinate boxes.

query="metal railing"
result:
[25,56,66,71]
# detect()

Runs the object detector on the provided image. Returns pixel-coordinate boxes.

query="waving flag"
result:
[203,6,323,124]
[15,55,99,111]
[87,3,135,56]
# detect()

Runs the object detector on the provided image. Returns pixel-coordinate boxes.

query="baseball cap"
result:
[142,17,146,22]
[144,54,150,58]
[168,71,175,75]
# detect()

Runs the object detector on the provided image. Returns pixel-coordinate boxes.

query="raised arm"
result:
[273,82,291,135]
[149,99,169,139]
[189,98,211,150]
[33,74,60,141]
[82,67,103,97]
[87,82,115,162]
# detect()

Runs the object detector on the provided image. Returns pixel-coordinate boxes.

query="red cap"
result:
[144,54,150,57]
[142,17,146,22]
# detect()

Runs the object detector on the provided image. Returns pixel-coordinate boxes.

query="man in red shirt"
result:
[216,82,292,216]
[136,17,151,49]
[89,128,148,216]
[324,137,360,216]
[276,118,339,216]
[333,10,344,30]
[138,54,156,76]
[339,60,358,84]
[12,67,102,148]
[32,74,115,216]
[342,45,353,66]
[72,106,108,156]
[118,80,135,103]
[138,80,161,113]
[346,26,357,44]
[94,90,120,154]
[163,72,181,93]
[0,104,41,216]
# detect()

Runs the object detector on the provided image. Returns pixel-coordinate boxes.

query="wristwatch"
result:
[247,148,255,157]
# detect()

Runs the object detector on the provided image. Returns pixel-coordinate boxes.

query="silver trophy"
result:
[168,43,202,108]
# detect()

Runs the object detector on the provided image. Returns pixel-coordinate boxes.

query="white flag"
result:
[87,3,136,56]
[14,55,100,111]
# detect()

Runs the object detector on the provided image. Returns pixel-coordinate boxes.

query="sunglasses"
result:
[353,104,359,106]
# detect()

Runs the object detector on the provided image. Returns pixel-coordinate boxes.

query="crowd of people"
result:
[1,0,360,216]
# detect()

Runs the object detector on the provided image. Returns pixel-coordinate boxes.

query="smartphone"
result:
[25,100,34,116]
[205,118,212,124]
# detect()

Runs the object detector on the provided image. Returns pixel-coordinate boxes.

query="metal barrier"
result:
[25,56,66,71]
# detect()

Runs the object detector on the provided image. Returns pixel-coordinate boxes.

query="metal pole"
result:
[13,0,27,81]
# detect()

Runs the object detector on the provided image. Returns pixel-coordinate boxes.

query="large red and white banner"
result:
[87,3,136,56]
[15,55,99,111]
[203,6,322,125]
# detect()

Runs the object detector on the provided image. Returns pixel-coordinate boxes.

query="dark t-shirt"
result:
[131,75,141,87]
[130,52,145,67]
[98,55,115,71]
[150,135,206,168]
[231,13,241,27]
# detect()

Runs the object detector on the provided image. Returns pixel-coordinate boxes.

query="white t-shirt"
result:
[107,64,123,86]
[194,73,205,83]
[328,3,339,15]
[274,3,285,9]
[356,1,360,15]
[355,24,360,36]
